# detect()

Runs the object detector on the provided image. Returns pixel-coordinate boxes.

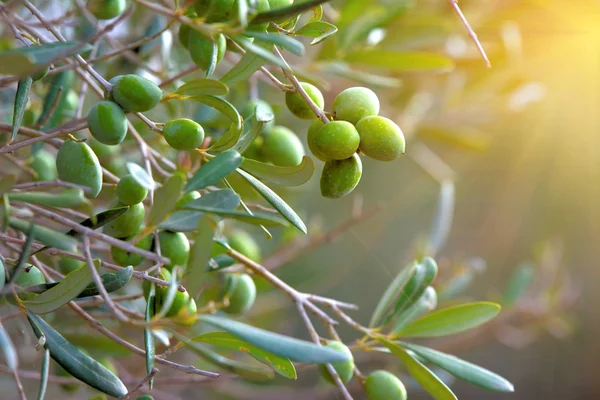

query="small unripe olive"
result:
[29,149,57,182]
[56,140,103,198]
[223,273,256,315]
[159,231,190,270]
[356,116,405,161]
[319,341,354,385]
[162,118,205,150]
[320,154,362,199]
[188,32,226,72]
[285,82,324,120]
[247,0,270,31]
[227,229,261,262]
[109,75,162,112]
[332,87,380,125]
[21,107,40,127]
[10,265,46,303]
[111,231,152,267]
[364,370,407,400]
[242,136,264,161]
[103,202,145,238]
[308,121,359,161]
[175,190,201,209]
[148,268,197,325]
[195,0,235,22]
[116,175,148,205]
[58,256,84,275]
[87,0,126,20]
[87,101,128,145]
[262,126,304,167]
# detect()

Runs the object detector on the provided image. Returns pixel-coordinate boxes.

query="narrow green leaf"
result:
[236,0,249,28]
[61,333,132,357]
[144,286,155,389]
[244,31,304,56]
[307,5,323,23]
[11,77,33,144]
[8,218,78,252]
[319,61,402,88]
[65,206,129,236]
[398,302,502,338]
[379,339,457,400]
[205,40,219,78]
[38,349,50,400]
[127,162,158,191]
[344,50,454,72]
[369,263,415,328]
[199,315,351,364]
[185,150,243,193]
[401,342,514,393]
[172,79,229,97]
[0,42,92,77]
[236,169,307,234]
[183,206,289,227]
[429,180,455,256]
[390,286,437,336]
[7,221,36,285]
[294,21,338,45]
[185,96,243,152]
[240,156,314,187]
[0,322,17,370]
[159,210,204,232]
[26,311,127,398]
[147,174,185,228]
[233,104,273,154]
[388,257,438,323]
[187,189,241,210]
[230,35,289,70]
[8,189,92,209]
[220,51,266,85]
[191,331,297,379]
[184,217,215,297]
[207,254,237,271]
[251,0,329,24]
[36,70,74,131]
[23,264,93,314]
[503,263,534,307]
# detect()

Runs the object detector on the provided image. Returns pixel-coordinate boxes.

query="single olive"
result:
[227,229,261,262]
[87,0,126,20]
[247,0,270,31]
[319,341,354,384]
[116,175,148,205]
[308,121,360,161]
[21,107,40,127]
[103,202,145,238]
[111,231,152,267]
[10,265,46,303]
[162,118,205,150]
[136,395,154,400]
[150,268,197,324]
[195,0,235,22]
[177,9,198,49]
[56,140,103,198]
[262,126,305,167]
[332,87,380,125]
[109,74,163,112]
[175,190,201,209]
[159,231,190,270]
[242,135,264,161]
[320,154,362,199]
[364,370,407,400]
[57,355,117,393]
[87,101,128,145]
[285,82,324,120]
[58,256,84,275]
[223,273,256,315]
[307,119,324,138]
[356,116,405,161]
[29,149,58,182]
[188,31,226,72]
[241,99,275,132]
[31,65,49,81]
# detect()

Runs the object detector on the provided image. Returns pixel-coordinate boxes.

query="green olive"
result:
[307,119,324,138]
[10,265,46,303]
[56,140,103,198]
[87,0,126,20]
[116,175,148,205]
[21,107,40,127]
[57,354,117,393]
[109,74,163,112]
[320,154,362,199]
[319,341,354,384]
[285,82,324,120]
[87,101,128,145]
[188,31,226,72]
[262,126,304,167]
[223,273,256,315]
[136,396,154,400]
[177,9,198,49]
[162,118,205,150]
[175,190,201,209]
[159,231,190,270]
[356,116,405,161]
[111,231,152,267]
[103,202,145,238]
[241,99,275,132]
[247,0,270,31]
[29,149,57,182]
[195,0,235,22]
[227,229,261,262]
[242,136,264,161]
[308,121,360,161]
[364,370,407,400]
[58,256,84,275]
[150,268,197,325]
[332,87,380,125]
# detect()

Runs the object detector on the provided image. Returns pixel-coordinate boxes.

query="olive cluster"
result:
[295,86,405,199]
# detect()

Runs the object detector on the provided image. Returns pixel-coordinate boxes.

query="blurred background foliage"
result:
[1,0,599,399]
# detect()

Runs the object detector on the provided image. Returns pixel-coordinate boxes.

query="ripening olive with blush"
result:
[308,121,359,161]
[109,74,162,112]
[262,126,304,167]
[87,101,128,145]
[223,273,256,315]
[319,341,354,385]
[159,231,190,270]
[320,154,362,199]
[56,140,103,198]
[285,82,324,120]
[356,116,405,161]
[162,118,205,151]
[103,202,145,238]
[364,370,407,400]
[87,0,126,20]
[332,87,380,125]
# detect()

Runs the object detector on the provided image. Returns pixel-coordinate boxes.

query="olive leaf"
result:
[7,189,92,210]
[294,21,338,45]
[38,349,50,400]
[244,31,305,56]
[11,77,33,144]
[170,79,229,97]
[144,285,156,389]
[220,51,266,86]
[250,0,330,24]
[0,322,18,371]
[369,263,415,328]
[8,218,78,253]
[184,217,215,297]
[185,150,243,193]
[127,162,158,191]
[344,50,454,72]
[230,35,289,70]
[240,156,315,187]
[503,263,535,307]
[147,174,185,228]
[0,42,92,77]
